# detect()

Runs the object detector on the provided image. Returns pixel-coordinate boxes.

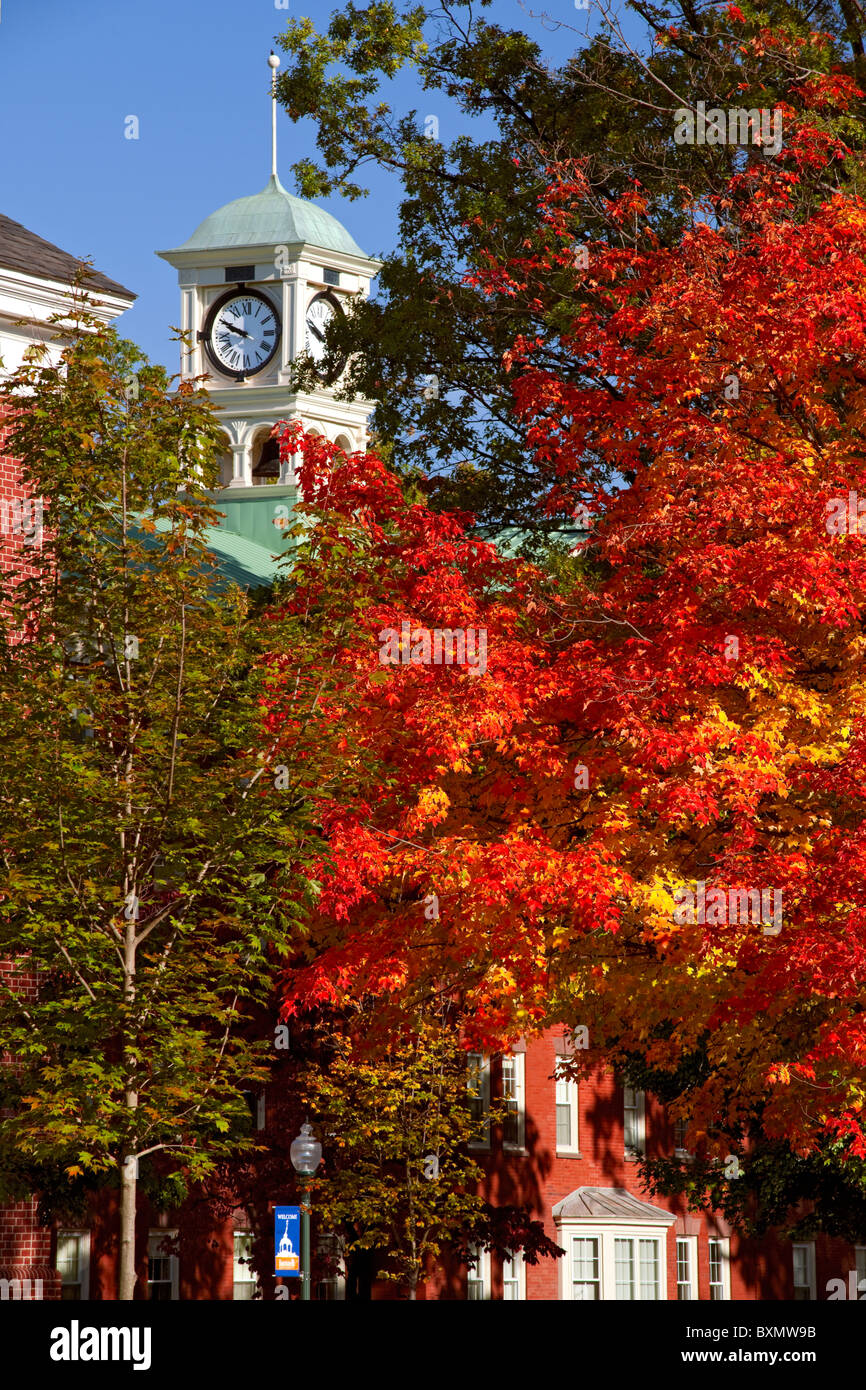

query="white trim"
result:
[555,1064,580,1155]
[556,1221,670,1300]
[676,1235,699,1300]
[708,1237,731,1301]
[56,1229,90,1300]
[502,1052,526,1152]
[792,1241,816,1301]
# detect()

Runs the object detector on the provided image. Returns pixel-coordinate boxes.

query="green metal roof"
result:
[206,485,300,589]
[163,175,368,260]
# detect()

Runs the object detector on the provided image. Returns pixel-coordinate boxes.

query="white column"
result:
[179,285,198,379]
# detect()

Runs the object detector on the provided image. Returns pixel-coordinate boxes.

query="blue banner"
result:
[274,1206,301,1277]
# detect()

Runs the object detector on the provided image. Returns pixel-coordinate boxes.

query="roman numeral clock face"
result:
[205,292,280,378]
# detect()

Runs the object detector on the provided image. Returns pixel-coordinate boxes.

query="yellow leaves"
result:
[405,786,451,832]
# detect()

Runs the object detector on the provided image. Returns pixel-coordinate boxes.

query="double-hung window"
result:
[676,1236,698,1299]
[57,1230,90,1300]
[232,1231,258,1300]
[623,1085,646,1159]
[792,1242,816,1300]
[555,1065,580,1154]
[467,1244,491,1300]
[147,1230,179,1301]
[502,1248,526,1301]
[501,1053,525,1150]
[708,1238,731,1300]
[467,1053,491,1149]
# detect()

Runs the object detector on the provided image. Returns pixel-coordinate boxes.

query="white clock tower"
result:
[157,54,379,489]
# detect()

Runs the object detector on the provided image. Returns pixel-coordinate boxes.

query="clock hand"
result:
[307,321,325,344]
[224,319,251,339]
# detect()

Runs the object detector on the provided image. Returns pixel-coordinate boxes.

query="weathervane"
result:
[268,51,280,179]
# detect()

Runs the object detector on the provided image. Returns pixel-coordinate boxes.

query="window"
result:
[792,1243,816,1301]
[613,1237,660,1300]
[856,1246,866,1287]
[225,265,255,283]
[623,1086,646,1158]
[677,1236,698,1300]
[467,1053,491,1149]
[467,1244,491,1300]
[232,1231,258,1301]
[147,1230,179,1301]
[323,267,340,287]
[571,1236,600,1300]
[501,1053,525,1150]
[555,1066,580,1154]
[708,1238,731,1300]
[561,1227,670,1300]
[57,1230,90,1300]
[315,1233,346,1301]
[673,1117,691,1157]
[502,1249,526,1301]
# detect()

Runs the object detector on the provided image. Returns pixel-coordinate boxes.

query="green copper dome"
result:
[168,175,367,259]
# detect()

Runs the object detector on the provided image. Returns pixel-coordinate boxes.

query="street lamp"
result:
[290,1121,322,1301]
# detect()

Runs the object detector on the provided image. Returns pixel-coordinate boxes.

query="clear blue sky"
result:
[0,0,639,372]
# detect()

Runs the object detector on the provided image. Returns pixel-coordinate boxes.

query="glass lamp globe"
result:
[290,1122,322,1176]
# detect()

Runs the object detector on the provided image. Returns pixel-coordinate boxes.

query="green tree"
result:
[0,304,318,1300]
[294,1001,560,1299]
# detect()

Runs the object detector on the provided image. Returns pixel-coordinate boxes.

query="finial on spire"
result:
[268,51,281,179]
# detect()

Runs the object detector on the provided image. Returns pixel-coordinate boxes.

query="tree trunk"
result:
[118,1147,138,1300]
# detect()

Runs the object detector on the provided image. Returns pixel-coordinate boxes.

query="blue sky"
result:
[1,0,639,371]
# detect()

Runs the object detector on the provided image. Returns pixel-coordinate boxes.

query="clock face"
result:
[205,291,280,378]
[305,293,342,372]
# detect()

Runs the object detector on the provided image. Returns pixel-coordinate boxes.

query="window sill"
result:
[503,1143,528,1157]
[623,1151,645,1162]
[556,1148,583,1158]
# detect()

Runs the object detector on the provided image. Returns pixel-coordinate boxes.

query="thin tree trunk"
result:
[119,1145,137,1300]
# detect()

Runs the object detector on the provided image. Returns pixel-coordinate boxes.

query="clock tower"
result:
[156,54,379,489]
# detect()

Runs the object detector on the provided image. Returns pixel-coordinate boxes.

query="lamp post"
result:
[290,1121,322,1301]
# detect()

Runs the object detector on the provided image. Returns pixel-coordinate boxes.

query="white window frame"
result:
[623,1085,646,1159]
[57,1229,90,1300]
[147,1229,179,1301]
[232,1230,259,1300]
[555,1064,580,1155]
[557,1222,672,1300]
[792,1242,816,1301]
[467,1244,491,1300]
[501,1052,526,1152]
[708,1237,731,1301]
[467,1053,491,1150]
[502,1248,526,1301]
[676,1235,698,1300]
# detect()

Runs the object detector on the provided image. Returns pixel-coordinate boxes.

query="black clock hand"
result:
[224,319,251,339]
[307,320,325,344]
